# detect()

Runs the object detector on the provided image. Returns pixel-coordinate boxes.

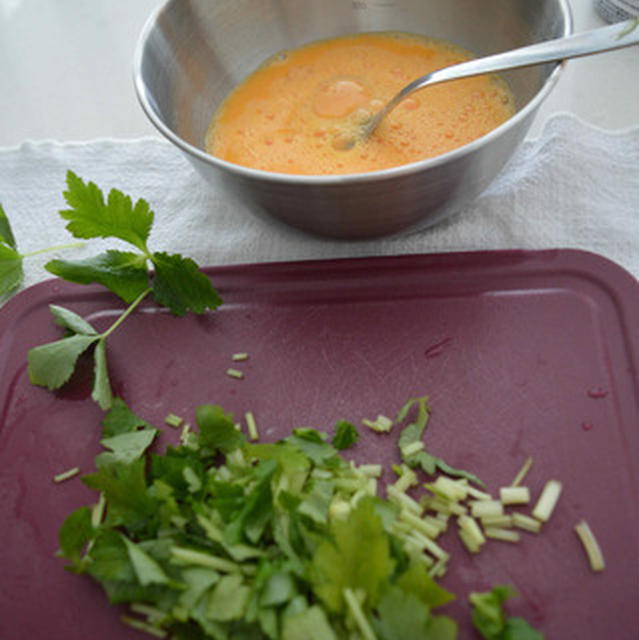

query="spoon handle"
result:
[369,19,639,133]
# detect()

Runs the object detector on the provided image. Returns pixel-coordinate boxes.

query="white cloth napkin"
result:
[0,112,637,298]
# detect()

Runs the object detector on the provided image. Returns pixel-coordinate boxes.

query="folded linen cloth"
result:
[0,112,637,298]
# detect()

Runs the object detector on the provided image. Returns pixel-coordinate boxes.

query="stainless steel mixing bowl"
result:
[134,0,571,239]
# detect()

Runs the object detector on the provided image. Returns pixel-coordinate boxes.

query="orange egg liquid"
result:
[205,32,515,175]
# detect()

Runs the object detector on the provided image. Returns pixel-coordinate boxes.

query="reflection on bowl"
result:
[134,0,571,239]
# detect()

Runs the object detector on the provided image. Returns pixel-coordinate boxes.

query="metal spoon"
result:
[358,18,639,142]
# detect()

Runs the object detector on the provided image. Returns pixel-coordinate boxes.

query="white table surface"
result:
[0,0,637,147]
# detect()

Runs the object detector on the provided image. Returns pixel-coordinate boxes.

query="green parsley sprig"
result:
[10,171,222,409]
[47,171,221,315]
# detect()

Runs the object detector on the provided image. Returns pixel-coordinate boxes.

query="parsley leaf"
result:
[176,567,221,611]
[99,429,158,465]
[21,174,224,408]
[470,585,544,640]
[49,174,222,315]
[311,497,393,613]
[375,586,432,640]
[502,617,546,640]
[395,560,455,609]
[260,570,298,607]
[225,458,278,545]
[121,535,171,587]
[331,419,359,450]
[27,303,122,410]
[0,242,23,296]
[297,477,334,524]
[46,251,150,303]
[150,446,208,501]
[94,398,159,466]
[245,441,311,478]
[196,404,245,453]
[50,304,98,336]
[1,196,85,298]
[60,170,153,252]
[84,528,139,600]
[281,605,337,640]
[27,300,148,410]
[373,585,458,640]
[287,429,341,467]
[27,333,99,390]
[83,457,158,534]
[206,573,251,622]
[0,204,23,296]
[397,396,485,487]
[0,202,17,248]
[150,251,222,316]
[101,397,156,437]
[57,506,94,570]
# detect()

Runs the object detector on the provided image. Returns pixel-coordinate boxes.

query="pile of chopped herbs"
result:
[58,400,456,639]
[2,173,561,638]
[58,398,544,640]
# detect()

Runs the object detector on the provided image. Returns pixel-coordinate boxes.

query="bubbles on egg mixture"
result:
[313,78,371,118]
[205,32,516,175]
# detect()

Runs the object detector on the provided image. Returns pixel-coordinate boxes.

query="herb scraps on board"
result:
[2,174,606,639]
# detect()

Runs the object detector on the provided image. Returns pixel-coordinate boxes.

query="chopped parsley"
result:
[396,397,484,487]
[469,586,544,640]
[331,420,359,450]
[3,176,556,638]
[56,396,550,639]
[58,398,460,639]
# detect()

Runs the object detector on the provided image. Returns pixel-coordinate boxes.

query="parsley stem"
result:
[343,588,377,640]
[101,288,152,340]
[22,241,86,257]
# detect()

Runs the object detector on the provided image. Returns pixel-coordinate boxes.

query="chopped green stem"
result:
[170,546,239,573]
[343,588,377,640]
[120,615,167,638]
[100,287,152,340]
[22,241,86,257]
[53,467,80,483]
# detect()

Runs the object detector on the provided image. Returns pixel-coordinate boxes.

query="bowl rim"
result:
[132,0,573,185]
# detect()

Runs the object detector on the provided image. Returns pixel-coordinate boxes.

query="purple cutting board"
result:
[0,249,637,639]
